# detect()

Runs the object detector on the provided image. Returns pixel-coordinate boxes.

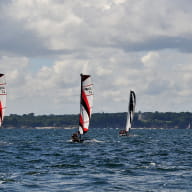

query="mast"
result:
[79,73,83,135]
[0,74,7,127]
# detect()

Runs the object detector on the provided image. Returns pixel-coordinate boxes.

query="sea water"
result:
[0,128,191,192]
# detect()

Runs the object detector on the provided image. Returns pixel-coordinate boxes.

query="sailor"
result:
[119,130,125,134]
[119,130,129,136]
[71,132,80,142]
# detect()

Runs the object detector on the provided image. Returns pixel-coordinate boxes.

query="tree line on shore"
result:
[2,112,191,129]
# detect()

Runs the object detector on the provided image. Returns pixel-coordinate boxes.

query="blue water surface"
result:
[0,128,191,192]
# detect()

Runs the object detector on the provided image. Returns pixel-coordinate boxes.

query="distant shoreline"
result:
[3,112,191,129]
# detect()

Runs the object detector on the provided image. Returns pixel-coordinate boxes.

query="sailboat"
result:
[119,90,136,136]
[71,73,94,142]
[0,74,7,127]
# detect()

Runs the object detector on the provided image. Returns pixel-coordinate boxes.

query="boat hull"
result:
[72,138,84,143]
[119,130,129,136]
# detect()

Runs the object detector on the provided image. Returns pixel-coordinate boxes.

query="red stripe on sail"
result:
[82,90,91,118]
[79,114,83,128]
[83,128,88,132]
[79,114,89,133]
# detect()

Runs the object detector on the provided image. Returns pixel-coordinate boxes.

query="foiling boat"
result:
[119,90,136,136]
[0,74,7,127]
[71,73,93,142]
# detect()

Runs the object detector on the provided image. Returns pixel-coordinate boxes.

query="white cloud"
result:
[0,0,192,115]
[113,0,127,4]
[2,0,192,55]
[2,48,192,114]
[141,52,159,68]
[0,56,28,85]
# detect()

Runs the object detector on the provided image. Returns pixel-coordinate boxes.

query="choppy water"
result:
[0,128,191,192]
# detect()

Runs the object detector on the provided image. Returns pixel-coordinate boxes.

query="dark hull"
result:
[72,138,84,143]
[119,130,129,136]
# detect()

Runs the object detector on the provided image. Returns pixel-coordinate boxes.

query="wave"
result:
[85,138,104,143]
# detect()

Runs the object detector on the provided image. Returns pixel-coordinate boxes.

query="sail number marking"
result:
[0,87,6,94]
[84,87,93,95]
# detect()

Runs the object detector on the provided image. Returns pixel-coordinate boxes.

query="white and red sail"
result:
[78,74,93,135]
[125,90,136,133]
[0,74,7,127]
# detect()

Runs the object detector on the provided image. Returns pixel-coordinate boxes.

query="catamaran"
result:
[71,73,94,142]
[119,90,136,136]
[0,74,7,127]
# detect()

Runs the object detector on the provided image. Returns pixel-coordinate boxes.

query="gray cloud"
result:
[0,0,191,115]
[116,36,192,52]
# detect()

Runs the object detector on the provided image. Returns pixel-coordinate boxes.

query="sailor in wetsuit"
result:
[119,130,128,136]
[71,132,80,142]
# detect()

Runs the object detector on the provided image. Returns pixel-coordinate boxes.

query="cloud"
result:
[0,56,28,83]
[2,0,192,54]
[3,49,192,114]
[0,0,192,114]
[142,52,159,68]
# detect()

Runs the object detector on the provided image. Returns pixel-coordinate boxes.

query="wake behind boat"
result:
[0,74,7,127]
[71,73,94,143]
[119,90,136,136]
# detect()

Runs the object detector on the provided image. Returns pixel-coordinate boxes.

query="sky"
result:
[0,0,192,115]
